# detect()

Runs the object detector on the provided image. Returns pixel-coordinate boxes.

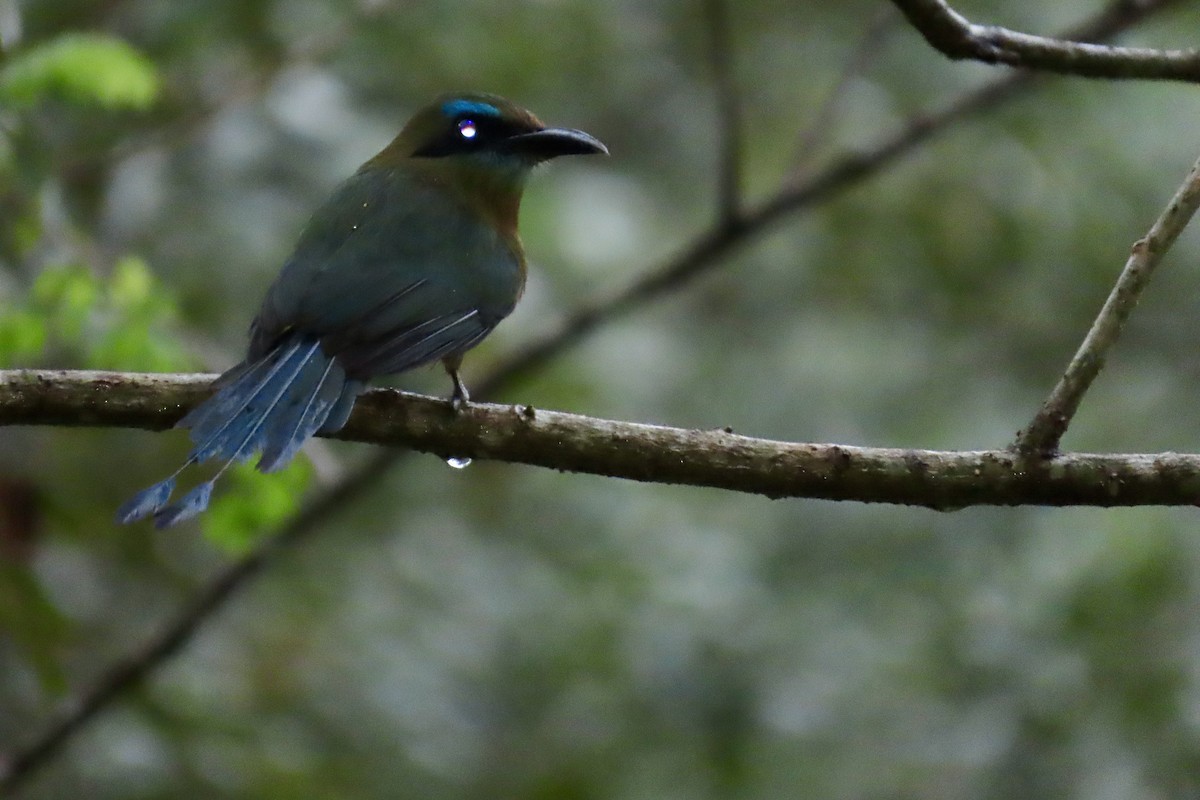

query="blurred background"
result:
[4,0,1200,797]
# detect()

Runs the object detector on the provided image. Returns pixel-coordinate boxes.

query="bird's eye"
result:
[457,119,478,140]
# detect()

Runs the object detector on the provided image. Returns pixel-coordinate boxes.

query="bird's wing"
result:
[250,167,520,378]
[324,299,495,377]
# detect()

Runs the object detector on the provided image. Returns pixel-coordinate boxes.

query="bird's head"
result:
[376,92,607,174]
[366,93,606,234]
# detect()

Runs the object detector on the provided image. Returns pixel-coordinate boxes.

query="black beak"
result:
[505,127,608,159]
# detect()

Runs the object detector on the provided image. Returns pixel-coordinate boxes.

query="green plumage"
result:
[118,92,606,527]
[252,164,521,375]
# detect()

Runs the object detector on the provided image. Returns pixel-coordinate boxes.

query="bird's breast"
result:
[393,171,527,319]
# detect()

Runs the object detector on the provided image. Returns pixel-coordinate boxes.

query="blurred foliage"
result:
[4,1,1200,799]
[0,557,69,694]
[203,460,313,554]
[0,33,160,110]
[0,258,188,371]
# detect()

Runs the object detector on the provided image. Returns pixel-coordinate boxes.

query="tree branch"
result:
[3,369,1200,508]
[0,0,1187,790]
[1017,151,1200,455]
[891,0,1200,82]
[787,7,898,183]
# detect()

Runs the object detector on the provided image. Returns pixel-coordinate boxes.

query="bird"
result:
[117,92,607,528]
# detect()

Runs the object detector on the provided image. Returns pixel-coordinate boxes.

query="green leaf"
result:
[107,256,154,310]
[90,322,151,370]
[202,461,314,554]
[0,33,160,110]
[32,264,98,342]
[0,308,47,366]
[31,263,92,306]
[23,260,190,370]
[95,257,189,370]
[90,320,187,372]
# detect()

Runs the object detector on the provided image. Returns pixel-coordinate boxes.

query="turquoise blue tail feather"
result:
[115,334,359,528]
[116,91,606,527]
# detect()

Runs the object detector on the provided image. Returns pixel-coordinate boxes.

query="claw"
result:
[448,367,470,413]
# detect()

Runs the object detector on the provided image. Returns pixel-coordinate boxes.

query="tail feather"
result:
[319,379,363,434]
[117,335,358,527]
[114,475,177,524]
[177,341,299,442]
[256,356,344,473]
[187,340,314,463]
[152,480,213,529]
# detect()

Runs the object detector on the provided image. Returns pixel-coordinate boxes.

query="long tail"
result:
[116,335,362,528]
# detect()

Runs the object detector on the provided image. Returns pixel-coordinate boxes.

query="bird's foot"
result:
[449,372,471,414]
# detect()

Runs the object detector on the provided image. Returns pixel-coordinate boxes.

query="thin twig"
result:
[492,0,1189,389]
[892,0,1200,81]
[788,7,899,182]
[0,0,1185,791]
[1016,153,1200,456]
[489,73,1032,390]
[703,0,743,225]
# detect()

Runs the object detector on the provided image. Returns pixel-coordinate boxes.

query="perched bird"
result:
[118,93,606,528]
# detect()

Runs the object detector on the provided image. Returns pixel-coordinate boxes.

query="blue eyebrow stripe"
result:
[442,99,501,119]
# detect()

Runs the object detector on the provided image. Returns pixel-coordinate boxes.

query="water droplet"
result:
[445,456,472,470]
